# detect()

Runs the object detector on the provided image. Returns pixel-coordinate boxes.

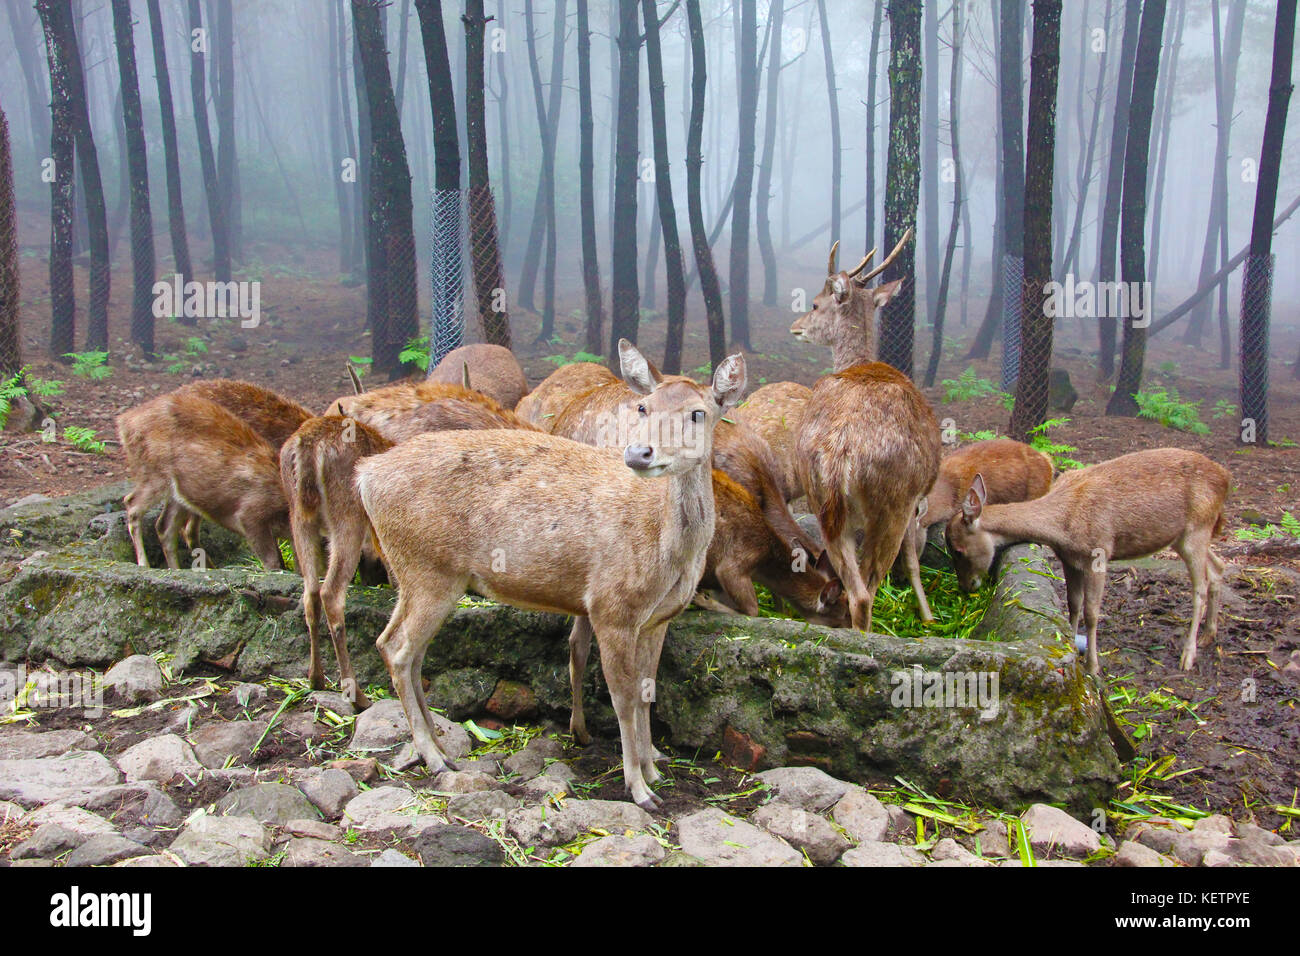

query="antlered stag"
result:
[946,447,1230,674]
[355,340,747,809]
[792,229,941,631]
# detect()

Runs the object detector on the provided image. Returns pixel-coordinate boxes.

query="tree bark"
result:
[921,0,939,321]
[215,0,237,275]
[609,0,641,353]
[0,107,21,376]
[5,0,52,169]
[727,0,758,351]
[756,0,785,307]
[1146,0,1184,295]
[967,0,1003,361]
[924,0,964,388]
[1009,0,1062,441]
[188,0,227,283]
[577,0,606,355]
[996,0,1025,391]
[816,0,841,258]
[865,0,884,255]
[1060,0,1111,281]
[1106,0,1166,417]
[146,0,193,300]
[686,0,726,370]
[36,0,76,360]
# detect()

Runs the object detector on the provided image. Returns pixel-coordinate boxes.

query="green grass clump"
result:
[1134,387,1209,435]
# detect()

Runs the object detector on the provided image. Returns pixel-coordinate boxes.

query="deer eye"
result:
[691,410,706,423]
[637,404,647,417]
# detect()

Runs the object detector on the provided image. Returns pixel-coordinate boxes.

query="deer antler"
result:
[847,248,877,278]
[827,239,840,276]
[856,227,915,284]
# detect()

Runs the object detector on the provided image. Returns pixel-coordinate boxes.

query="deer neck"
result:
[979,497,1070,554]
[663,454,716,561]
[830,299,876,371]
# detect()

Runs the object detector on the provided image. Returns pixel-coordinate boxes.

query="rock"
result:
[0,729,99,760]
[298,769,358,820]
[283,838,368,868]
[1134,825,1180,855]
[457,757,501,777]
[1020,804,1101,858]
[372,848,420,867]
[507,800,655,848]
[115,735,202,784]
[674,808,803,867]
[1227,840,1297,867]
[885,804,914,843]
[931,838,993,867]
[433,770,496,794]
[840,841,927,867]
[342,786,417,826]
[720,726,766,771]
[523,736,566,760]
[82,784,183,830]
[517,775,572,801]
[658,851,708,867]
[66,834,150,867]
[280,712,328,741]
[1201,849,1236,868]
[215,783,320,825]
[756,767,853,812]
[232,683,268,708]
[113,854,181,867]
[572,834,666,867]
[503,749,545,780]
[0,751,123,806]
[350,699,411,750]
[307,690,355,717]
[1114,840,1176,868]
[169,814,270,867]
[446,790,518,822]
[1194,814,1233,836]
[10,824,86,860]
[190,720,268,769]
[23,803,118,836]
[974,819,1010,857]
[103,654,164,703]
[327,758,379,784]
[752,802,850,866]
[831,788,890,844]
[284,819,341,841]
[0,800,22,822]
[411,825,505,867]
[1233,821,1284,846]
[1169,827,1232,867]
[485,680,538,720]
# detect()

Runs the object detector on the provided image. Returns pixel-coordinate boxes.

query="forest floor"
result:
[3,240,1299,842]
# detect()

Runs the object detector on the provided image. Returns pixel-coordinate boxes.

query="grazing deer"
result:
[515,361,619,429]
[733,381,812,502]
[900,439,1054,594]
[792,228,941,631]
[356,340,746,809]
[379,393,538,442]
[946,447,1230,674]
[327,380,506,435]
[427,343,530,410]
[116,393,289,570]
[280,416,395,709]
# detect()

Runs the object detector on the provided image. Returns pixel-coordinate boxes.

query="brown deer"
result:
[427,343,530,409]
[792,228,941,632]
[279,416,395,709]
[379,392,538,442]
[356,340,746,809]
[116,392,289,570]
[946,447,1230,674]
[515,361,619,429]
[901,439,1054,595]
[732,381,812,502]
[326,380,506,435]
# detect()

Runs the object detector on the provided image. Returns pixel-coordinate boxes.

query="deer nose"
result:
[624,445,655,469]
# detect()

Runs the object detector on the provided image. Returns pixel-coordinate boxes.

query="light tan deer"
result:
[900,439,1054,594]
[515,361,619,429]
[946,447,1230,674]
[733,381,812,502]
[355,340,747,809]
[280,416,395,709]
[791,228,941,631]
[116,392,289,570]
[427,343,530,409]
[326,380,507,435]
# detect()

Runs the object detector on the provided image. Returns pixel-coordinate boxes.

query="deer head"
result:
[944,473,997,591]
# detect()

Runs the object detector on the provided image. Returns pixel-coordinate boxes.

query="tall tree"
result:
[4,1,52,167]
[865,1,884,254]
[1009,0,1062,441]
[642,0,688,373]
[924,0,964,388]
[996,0,1024,391]
[966,0,1004,362]
[145,0,193,297]
[352,0,419,377]
[576,0,606,355]
[920,0,939,320]
[1095,0,1141,381]
[112,0,156,358]
[40,0,109,353]
[0,106,20,376]
[878,0,922,377]
[1060,0,1111,281]
[1146,0,1184,295]
[1106,0,1166,417]
[727,0,758,350]
[609,0,641,352]
[1239,0,1295,437]
[686,0,726,369]
[756,0,785,307]
[414,0,464,367]
[327,0,352,274]
[816,0,841,256]
[463,0,511,347]
[215,0,237,275]
[36,0,77,360]
[188,0,227,282]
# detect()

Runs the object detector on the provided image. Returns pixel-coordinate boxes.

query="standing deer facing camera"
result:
[355,340,746,810]
[792,229,942,632]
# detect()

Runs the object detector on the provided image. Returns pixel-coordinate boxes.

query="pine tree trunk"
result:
[37,0,76,360]
[686,0,726,370]
[215,0,236,277]
[1060,0,1111,281]
[1010,0,1062,440]
[756,0,784,308]
[816,0,841,255]
[967,0,1004,361]
[188,0,226,283]
[112,0,156,358]
[577,0,606,356]
[727,0,758,351]
[146,0,193,300]
[495,0,512,258]
[997,0,1025,391]
[609,0,642,353]
[328,1,352,275]
[924,0,964,388]
[921,0,939,322]
[1146,0,1184,296]
[1106,0,1167,417]
[865,0,884,255]
[5,1,52,173]
[518,0,566,319]
[0,107,21,376]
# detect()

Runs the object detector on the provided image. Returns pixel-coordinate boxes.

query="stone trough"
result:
[0,485,1123,814]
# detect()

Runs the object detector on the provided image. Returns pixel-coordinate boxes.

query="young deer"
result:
[327,381,506,435]
[945,447,1230,674]
[792,229,941,631]
[427,343,530,410]
[515,361,619,429]
[356,340,746,810]
[732,381,812,502]
[279,416,395,709]
[116,393,289,569]
[901,439,1054,591]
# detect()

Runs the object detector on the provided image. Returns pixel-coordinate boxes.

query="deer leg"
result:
[1063,562,1086,636]
[593,622,659,810]
[1176,531,1211,671]
[181,509,201,550]
[1203,549,1225,646]
[293,516,327,693]
[321,520,371,709]
[156,499,185,570]
[124,490,152,567]
[902,529,934,623]
[244,522,284,571]
[715,562,761,617]
[1082,569,1107,676]
[634,623,671,780]
[567,616,594,746]
[825,530,870,632]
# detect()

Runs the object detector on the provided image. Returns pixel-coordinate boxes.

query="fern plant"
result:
[942,367,1013,409]
[0,367,64,429]
[1234,512,1300,542]
[1134,387,1209,435]
[63,425,106,454]
[65,350,113,381]
[1027,418,1084,470]
[543,350,604,367]
[399,335,431,372]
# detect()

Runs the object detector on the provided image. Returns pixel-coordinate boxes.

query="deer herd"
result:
[114,234,1231,810]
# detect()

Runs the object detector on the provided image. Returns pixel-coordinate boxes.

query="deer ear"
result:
[916,497,929,519]
[815,548,833,575]
[711,352,747,409]
[820,577,843,608]
[870,278,904,307]
[831,275,849,303]
[963,474,988,522]
[618,338,662,395]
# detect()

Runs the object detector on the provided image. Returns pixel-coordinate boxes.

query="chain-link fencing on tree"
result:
[467,183,510,349]
[1239,252,1273,443]
[429,186,464,368]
